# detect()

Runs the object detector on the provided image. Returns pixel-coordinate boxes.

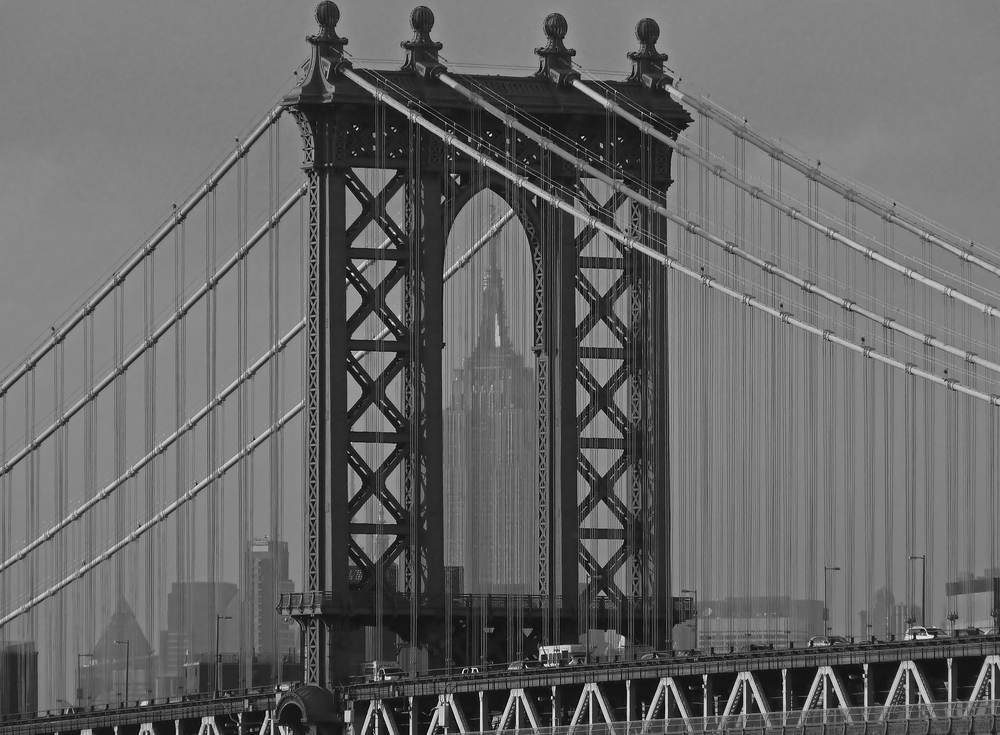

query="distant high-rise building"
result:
[248,538,297,659]
[0,642,37,716]
[158,582,240,694]
[444,245,537,593]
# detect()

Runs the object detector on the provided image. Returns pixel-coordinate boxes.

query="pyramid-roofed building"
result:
[94,597,153,662]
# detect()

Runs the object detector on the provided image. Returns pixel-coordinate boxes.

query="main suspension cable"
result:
[0,183,306,485]
[0,402,303,629]
[663,81,1000,280]
[350,67,1000,406]
[568,79,1000,330]
[431,70,1000,379]
[341,65,1000,407]
[0,320,303,575]
[0,105,285,400]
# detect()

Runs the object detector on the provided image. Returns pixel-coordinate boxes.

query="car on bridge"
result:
[808,635,849,647]
[639,652,671,662]
[370,665,409,681]
[903,626,950,641]
[674,649,704,658]
[507,659,542,671]
[953,627,984,638]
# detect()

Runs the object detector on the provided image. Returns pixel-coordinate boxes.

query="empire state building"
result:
[444,246,537,594]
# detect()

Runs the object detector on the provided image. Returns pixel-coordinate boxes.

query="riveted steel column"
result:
[641,199,673,651]
[403,126,446,666]
[285,9,353,685]
[541,185,579,642]
[294,108,351,687]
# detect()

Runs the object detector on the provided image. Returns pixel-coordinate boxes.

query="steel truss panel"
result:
[647,676,693,722]
[803,666,855,719]
[882,661,937,718]
[968,656,1000,713]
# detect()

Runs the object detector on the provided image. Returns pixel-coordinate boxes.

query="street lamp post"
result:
[909,555,926,627]
[114,640,130,703]
[948,611,959,635]
[216,615,232,694]
[824,567,841,636]
[681,589,698,649]
[76,652,93,706]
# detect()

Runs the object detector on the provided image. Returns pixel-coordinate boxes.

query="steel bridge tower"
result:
[279,2,691,687]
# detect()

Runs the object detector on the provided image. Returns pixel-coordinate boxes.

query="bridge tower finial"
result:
[627,18,673,89]
[290,2,350,104]
[534,13,580,85]
[309,1,348,57]
[402,6,445,78]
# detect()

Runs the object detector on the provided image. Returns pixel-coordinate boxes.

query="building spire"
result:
[474,214,513,356]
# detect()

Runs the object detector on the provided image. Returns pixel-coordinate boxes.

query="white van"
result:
[538,644,588,667]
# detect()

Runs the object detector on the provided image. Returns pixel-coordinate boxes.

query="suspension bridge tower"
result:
[279,2,692,687]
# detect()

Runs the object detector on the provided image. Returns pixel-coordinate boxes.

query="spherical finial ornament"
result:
[410,6,435,33]
[315,1,340,29]
[635,18,660,46]
[627,15,667,84]
[543,13,569,42]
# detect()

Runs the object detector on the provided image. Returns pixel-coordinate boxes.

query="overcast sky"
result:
[0,0,997,372]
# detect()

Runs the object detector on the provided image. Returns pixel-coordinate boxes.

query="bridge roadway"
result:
[9,640,1000,734]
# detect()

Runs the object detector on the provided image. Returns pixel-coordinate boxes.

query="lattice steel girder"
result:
[401,130,447,662]
[573,194,673,648]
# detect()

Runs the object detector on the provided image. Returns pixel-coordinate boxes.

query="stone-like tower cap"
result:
[309,1,348,53]
[534,13,579,84]
[628,17,671,87]
[402,5,444,76]
[315,0,339,28]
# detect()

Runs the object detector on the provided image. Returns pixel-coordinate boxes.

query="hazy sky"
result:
[0,0,998,373]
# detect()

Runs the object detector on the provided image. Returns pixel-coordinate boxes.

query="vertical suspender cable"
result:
[83,312,96,697]
[236,136,250,689]
[697,113,713,643]
[53,340,67,702]
[0,396,6,651]
[206,182,220,662]
[844,197,857,637]
[964,257,976,625]
[882,220,894,636]
[25,359,37,704]
[268,117,282,682]
[174,212,191,679]
[114,278,128,648]
[804,181,819,607]
[143,242,158,699]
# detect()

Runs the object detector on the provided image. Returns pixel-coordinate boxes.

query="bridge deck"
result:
[349,639,1000,698]
[8,641,1000,735]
